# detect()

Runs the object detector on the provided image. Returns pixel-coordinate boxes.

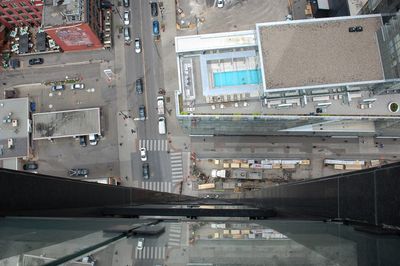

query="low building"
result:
[175,14,400,136]
[0,98,30,160]
[42,0,107,51]
[32,108,101,140]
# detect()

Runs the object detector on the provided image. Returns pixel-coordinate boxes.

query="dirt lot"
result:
[177,0,288,35]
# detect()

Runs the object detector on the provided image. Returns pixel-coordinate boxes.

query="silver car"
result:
[124,11,130,25]
[124,27,131,43]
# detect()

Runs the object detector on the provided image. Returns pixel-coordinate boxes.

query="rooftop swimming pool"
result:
[213,69,261,88]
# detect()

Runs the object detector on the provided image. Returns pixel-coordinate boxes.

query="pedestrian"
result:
[119,142,123,146]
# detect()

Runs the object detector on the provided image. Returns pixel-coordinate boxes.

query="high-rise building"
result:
[174,14,400,136]
[42,0,106,52]
[0,163,399,265]
[0,0,44,28]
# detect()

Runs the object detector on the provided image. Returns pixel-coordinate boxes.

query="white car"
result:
[140,147,147,161]
[217,0,224,8]
[124,11,130,25]
[134,38,141,53]
[88,134,98,146]
[71,83,85,90]
[137,238,144,250]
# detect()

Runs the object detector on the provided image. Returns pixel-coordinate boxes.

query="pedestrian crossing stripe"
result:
[135,246,165,260]
[141,181,172,193]
[139,139,168,151]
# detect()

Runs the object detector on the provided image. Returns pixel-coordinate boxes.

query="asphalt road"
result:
[118,0,170,185]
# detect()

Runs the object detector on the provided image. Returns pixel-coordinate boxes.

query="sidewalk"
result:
[160,0,188,139]
[159,0,194,195]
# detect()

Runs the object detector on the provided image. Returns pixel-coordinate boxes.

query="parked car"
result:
[9,58,20,69]
[123,0,129,8]
[23,162,38,170]
[349,26,363,32]
[138,105,146,120]
[89,133,98,146]
[142,163,149,179]
[137,238,144,250]
[29,58,44,65]
[150,2,158,17]
[135,78,143,94]
[79,136,87,147]
[217,0,224,8]
[124,27,131,43]
[140,147,147,162]
[71,83,85,90]
[51,85,65,91]
[134,38,141,53]
[68,168,89,177]
[124,11,130,25]
[152,20,160,36]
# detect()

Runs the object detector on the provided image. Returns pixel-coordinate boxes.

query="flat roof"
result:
[257,15,384,90]
[32,108,101,140]
[43,0,85,27]
[175,30,256,53]
[0,98,29,159]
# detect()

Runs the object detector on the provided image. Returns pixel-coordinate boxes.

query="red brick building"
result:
[43,0,105,52]
[0,0,43,29]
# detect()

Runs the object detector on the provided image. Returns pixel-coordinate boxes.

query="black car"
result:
[136,78,143,94]
[68,168,89,177]
[79,136,87,147]
[123,0,129,7]
[29,58,44,65]
[150,2,158,17]
[139,105,146,120]
[349,26,363,32]
[142,163,149,179]
[23,162,38,170]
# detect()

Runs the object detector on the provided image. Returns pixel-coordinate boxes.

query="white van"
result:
[158,117,166,135]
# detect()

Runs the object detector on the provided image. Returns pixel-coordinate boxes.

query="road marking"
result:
[170,152,184,183]
[139,139,168,151]
[135,247,165,260]
[141,181,172,193]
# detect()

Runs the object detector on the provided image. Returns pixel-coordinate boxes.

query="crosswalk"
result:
[168,223,182,247]
[141,181,172,193]
[170,152,183,184]
[134,246,165,260]
[139,139,168,151]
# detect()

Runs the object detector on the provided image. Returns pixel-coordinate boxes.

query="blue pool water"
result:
[213,69,261,87]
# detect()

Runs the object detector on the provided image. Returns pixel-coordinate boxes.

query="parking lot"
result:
[1,59,120,179]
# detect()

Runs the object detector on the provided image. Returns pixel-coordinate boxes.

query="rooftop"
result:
[175,30,256,53]
[43,0,85,28]
[181,87,400,118]
[32,108,101,140]
[257,15,384,91]
[0,98,29,160]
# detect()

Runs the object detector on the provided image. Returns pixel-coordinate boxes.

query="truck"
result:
[198,183,215,190]
[157,96,165,115]
[211,169,229,178]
